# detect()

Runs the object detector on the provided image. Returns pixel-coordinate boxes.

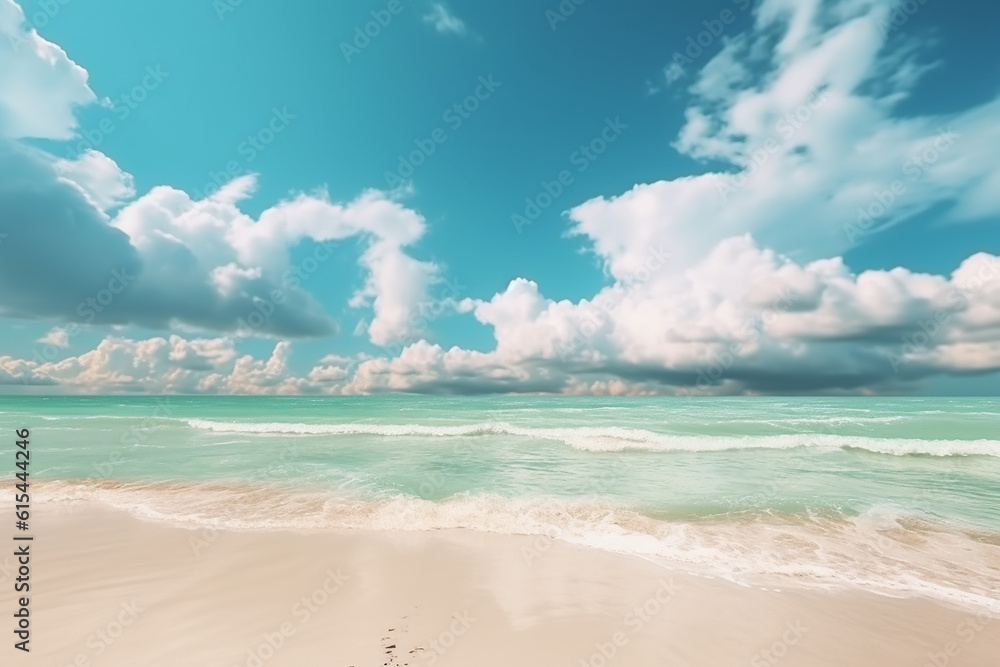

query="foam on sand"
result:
[35,479,1000,614]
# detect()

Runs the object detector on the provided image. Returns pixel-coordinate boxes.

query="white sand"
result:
[2,503,996,666]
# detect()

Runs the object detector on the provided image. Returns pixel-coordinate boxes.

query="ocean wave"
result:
[33,479,1000,614]
[185,419,1000,457]
[758,415,909,424]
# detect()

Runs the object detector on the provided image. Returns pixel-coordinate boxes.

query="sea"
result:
[4,395,999,613]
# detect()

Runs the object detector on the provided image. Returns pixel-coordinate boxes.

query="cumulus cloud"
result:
[0,145,328,337]
[320,0,1000,396]
[38,327,69,348]
[362,243,1000,395]
[0,0,95,140]
[102,178,440,343]
[319,0,994,396]
[1,140,440,342]
[5,241,999,395]
[29,335,241,393]
[0,355,55,386]
[55,150,136,212]
[0,11,440,345]
[0,140,144,319]
[0,335,329,394]
[574,0,1000,280]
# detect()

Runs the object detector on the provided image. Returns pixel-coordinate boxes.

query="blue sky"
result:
[1,0,999,394]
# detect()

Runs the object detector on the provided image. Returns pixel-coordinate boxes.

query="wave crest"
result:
[185,419,1000,457]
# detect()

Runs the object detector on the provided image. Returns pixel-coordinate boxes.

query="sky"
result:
[1,0,999,395]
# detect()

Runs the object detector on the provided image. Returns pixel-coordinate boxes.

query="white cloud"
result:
[1,335,341,394]
[0,355,54,386]
[4,239,999,395]
[55,150,136,212]
[318,0,1000,396]
[0,0,95,140]
[664,61,687,85]
[38,327,69,348]
[423,3,469,37]
[349,238,440,346]
[0,1,440,347]
[219,184,442,344]
[0,145,441,344]
[223,341,301,395]
[16,335,275,394]
[573,0,1000,285]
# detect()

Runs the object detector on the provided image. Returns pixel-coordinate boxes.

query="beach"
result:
[3,396,999,664]
[4,502,995,666]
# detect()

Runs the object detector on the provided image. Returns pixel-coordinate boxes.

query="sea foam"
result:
[34,479,1000,615]
[185,419,1000,457]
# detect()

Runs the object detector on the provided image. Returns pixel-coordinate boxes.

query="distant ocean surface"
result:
[4,395,999,612]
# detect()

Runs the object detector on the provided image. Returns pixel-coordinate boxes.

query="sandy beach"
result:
[1,503,994,667]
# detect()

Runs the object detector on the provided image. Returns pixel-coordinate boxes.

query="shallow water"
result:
[5,395,999,611]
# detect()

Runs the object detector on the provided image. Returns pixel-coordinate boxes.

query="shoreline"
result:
[32,477,1000,615]
[3,503,997,666]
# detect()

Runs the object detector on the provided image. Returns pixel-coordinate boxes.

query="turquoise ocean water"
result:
[3,395,999,611]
